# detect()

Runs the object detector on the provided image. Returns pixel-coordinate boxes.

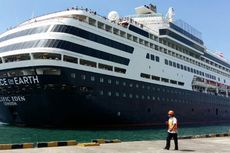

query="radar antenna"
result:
[108,11,120,22]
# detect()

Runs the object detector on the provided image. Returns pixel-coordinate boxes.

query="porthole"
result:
[91,76,95,81]
[100,78,104,83]
[81,74,86,80]
[129,94,133,98]
[100,90,104,95]
[71,73,76,78]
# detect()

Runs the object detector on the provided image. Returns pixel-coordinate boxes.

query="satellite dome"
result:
[108,11,119,22]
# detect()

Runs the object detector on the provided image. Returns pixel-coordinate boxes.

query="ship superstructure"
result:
[0,4,229,127]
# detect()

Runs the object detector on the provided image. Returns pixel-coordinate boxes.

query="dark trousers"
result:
[165,132,178,150]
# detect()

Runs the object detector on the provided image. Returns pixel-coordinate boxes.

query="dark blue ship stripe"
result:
[51,25,134,54]
[0,39,130,65]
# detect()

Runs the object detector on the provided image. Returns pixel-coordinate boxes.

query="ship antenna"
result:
[166,7,175,22]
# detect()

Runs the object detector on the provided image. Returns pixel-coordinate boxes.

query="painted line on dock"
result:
[179,133,230,139]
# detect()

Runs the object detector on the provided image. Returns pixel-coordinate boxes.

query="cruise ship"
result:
[0,4,230,127]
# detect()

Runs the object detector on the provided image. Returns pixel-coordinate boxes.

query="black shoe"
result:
[174,148,178,150]
[164,147,169,150]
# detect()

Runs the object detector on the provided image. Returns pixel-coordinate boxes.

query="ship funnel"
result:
[108,11,120,22]
[166,7,175,22]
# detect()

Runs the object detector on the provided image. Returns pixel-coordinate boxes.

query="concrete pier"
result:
[0,137,230,153]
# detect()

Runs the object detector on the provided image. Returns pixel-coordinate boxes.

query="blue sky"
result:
[1,0,230,58]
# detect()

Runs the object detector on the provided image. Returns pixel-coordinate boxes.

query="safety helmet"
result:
[168,110,174,116]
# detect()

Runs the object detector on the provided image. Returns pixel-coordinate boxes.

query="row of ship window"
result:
[164,59,217,81]
[52,24,134,54]
[0,25,50,43]
[81,74,185,91]
[140,73,185,86]
[2,17,230,80]
[146,53,160,62]
[159,39,230,79]
[0,67,61,78]
[84,13,230,79]
[0,52,126,76]
[0,39,130,66]
[97,90,229,107]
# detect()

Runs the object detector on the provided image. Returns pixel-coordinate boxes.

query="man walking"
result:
[164,110,178,150]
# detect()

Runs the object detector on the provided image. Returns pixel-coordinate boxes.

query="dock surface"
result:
[0,137,230,153]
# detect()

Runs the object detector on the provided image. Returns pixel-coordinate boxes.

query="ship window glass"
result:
[100,78,104,83]
[114,67,126,74]
[0,25,50,43]
[116,81,119,85]
[146,53,150,59]
[88,18,96,26]
[4,53,30,63]
[187,67,190,72]
[115,92,119,97]
[191,68,194,73]
[123,82,126,86]
[33,52,61,60]
[184,66,187,71]
[136,84,139,88]
[7,70,24,77]
[156,56,160,62]
[161,78,169,83]
[140,73,150,79]
[178,82,185,86]
[170,80,177,84]
[108,91,112,96]
[91,76,95,81]
[136,95,139,99]
[152,75,160,81]
[81,74,86,80]
[80,59,97,68]
[142,95,145,99]
[99,90,104,95]
[169,61,172,66]
[177,63,180,68]
[71,73,76,78]
[0,72,7,78]
[98,63,112,71]
[0,39,130,66]
[36,67,61,75]
[63,55,78,64]
[173,62,176,67]
[180,65,184,70]
[151,54,155,61]
[129,94,133,98]
[123,93,126,97]
[165,59,168,65]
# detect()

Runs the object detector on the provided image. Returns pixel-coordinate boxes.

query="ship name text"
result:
[0,76,39,86]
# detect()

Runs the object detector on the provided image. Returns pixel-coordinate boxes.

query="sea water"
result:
[0,124,230,144]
